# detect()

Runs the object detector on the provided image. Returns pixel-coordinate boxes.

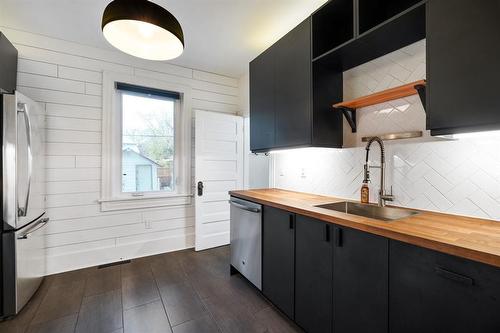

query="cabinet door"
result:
[295,216,333,333]
[262,206,295,319]
[274,17,312,148]
[427,0,500,135]
[333,226,388,333]
[250,46,275,151]
[0,33,17,93]
[390,241,500,333]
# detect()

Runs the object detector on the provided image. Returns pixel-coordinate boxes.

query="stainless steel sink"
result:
[315,201,419,221]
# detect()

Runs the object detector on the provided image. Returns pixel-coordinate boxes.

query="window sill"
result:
[99,193,193,212]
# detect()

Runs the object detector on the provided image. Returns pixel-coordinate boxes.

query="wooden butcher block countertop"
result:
[229,188,500,268]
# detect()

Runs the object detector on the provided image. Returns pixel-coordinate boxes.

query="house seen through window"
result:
[120,88,176,193]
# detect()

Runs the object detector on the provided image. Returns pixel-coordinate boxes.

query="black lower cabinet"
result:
[333,226,388,333]
[295,216,333,333]
[390,241,500,333]
[262,206,295,319]
[260,202,500,333]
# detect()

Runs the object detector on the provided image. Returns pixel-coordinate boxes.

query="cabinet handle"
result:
[324,224,330,242]
[335,227,342,247]
[289,215,294,229]
[435,266,474,286]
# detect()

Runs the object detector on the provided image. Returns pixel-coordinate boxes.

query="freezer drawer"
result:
[14,216,48,313]
[2,216,48,317]
[229,197,262,290]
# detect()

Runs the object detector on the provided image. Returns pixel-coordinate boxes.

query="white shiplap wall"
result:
[1,27,241,274]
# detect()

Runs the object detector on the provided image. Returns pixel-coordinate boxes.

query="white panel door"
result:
[195,110,243,251]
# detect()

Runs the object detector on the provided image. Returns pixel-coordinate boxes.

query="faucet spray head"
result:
[363,164,370,183]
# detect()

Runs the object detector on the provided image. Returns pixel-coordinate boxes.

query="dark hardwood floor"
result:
[0,246,303,333]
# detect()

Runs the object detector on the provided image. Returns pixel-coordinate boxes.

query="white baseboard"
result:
[46,233,195,275]
[195,231,229,251]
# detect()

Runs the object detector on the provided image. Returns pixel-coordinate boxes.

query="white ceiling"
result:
[0,0,328,77]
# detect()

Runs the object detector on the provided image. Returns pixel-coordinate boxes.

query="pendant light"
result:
[102,0,184,61]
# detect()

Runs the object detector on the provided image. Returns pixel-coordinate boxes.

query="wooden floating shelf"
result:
[334,80,426,109]
[333,80,426,133]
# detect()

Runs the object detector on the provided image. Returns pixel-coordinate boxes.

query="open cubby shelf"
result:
[313,1,426,73]
[333,80,426,133]
[312,0,354,59]
[358,0,424,35]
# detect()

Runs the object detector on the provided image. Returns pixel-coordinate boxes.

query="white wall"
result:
[1,27,241,274]
[272,40,500,222]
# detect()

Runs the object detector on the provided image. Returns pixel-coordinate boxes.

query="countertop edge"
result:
[230,189,500,269]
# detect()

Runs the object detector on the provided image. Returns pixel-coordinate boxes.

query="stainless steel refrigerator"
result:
[1,91,47,319]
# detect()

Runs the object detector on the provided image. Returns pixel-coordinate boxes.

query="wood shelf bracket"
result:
[336,106,357,133]
[414,83,426,112]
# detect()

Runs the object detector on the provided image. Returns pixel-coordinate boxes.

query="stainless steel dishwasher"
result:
[229,197,262,290]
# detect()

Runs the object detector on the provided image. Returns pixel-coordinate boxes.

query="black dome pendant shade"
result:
[102,0,184,60]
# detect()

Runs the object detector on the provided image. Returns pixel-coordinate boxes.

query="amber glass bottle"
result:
[361,181,370,204]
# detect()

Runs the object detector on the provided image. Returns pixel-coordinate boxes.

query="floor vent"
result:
[97,260,131,269]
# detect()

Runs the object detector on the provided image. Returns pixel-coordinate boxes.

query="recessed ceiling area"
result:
[0,0,328,77]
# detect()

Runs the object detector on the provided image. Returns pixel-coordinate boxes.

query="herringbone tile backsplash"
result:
[272,40,500,221]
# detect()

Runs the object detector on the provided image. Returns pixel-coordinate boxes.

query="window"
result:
[101,72,192,211]
[119,86,177,194]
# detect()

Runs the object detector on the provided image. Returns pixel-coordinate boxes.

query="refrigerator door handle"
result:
[17,102,33,217]
[17,217,49,240]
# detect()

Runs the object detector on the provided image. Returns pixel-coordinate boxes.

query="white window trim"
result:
[100,71,192,211]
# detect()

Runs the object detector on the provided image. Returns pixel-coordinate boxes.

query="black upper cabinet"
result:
[0,33,18,93]
[295,215,333,333]
[427,0,500,135]
[358,0,423,34]
[333,226,389,333]
[250,0,428,152]
[250,17,343,152]
[312,63,344,147]
[314,1,425,72]
[262,206,295,319]
[312,0,354,58]
[249,46,276,151]
[274,19,312,148]
[390,241,500,333]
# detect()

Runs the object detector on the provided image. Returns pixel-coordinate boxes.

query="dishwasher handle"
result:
[229,200,261,213]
